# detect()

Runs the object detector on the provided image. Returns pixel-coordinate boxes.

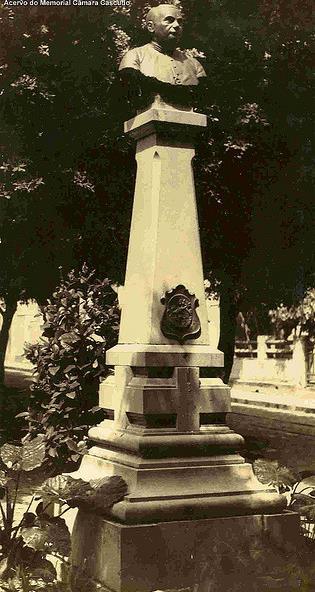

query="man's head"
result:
[146,4,183,49]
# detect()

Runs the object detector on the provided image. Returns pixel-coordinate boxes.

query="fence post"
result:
[292,337,307,388]
[257,335,268,362]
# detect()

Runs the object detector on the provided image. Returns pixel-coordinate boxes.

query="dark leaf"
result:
[35,501,44,516]
[46,517,71,556]
[59,476,129,513]
[41,474,93,505]
[292,493,315,506]
[299,505,315,520]
[66,440,78,452]
[297,471,315,480]
[29,558,57,582]
[88,476,128,512]
[20,435,46,471]
[22,512,37,526]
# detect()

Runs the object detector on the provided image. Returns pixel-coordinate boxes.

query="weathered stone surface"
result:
[115,110,209,348]
[123,107,207,138]
[71,512,301,592]
[106,344,223,367]
[228,401,315,473]
[98,368,230,429]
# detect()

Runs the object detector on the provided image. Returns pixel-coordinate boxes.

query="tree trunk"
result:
[218,278,238,385]
[0,298,17,386]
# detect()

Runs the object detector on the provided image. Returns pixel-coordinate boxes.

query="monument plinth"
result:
[71,107,299,592]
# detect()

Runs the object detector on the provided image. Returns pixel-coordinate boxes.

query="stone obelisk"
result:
[71,6,299,591]
[71,103,300,590]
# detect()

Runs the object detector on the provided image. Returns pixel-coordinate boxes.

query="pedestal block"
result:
[71,512,301,592]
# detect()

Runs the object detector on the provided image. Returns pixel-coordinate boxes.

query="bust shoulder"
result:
[119,44,155,71]
[187,54,207,79]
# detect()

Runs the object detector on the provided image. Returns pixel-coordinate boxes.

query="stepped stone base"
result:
[71,512,301,592]
[73,369,287,524]
[76,434,285,524]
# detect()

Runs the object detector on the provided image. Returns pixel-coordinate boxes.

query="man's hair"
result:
[145,4,182,26]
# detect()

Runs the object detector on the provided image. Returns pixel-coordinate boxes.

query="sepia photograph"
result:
[0,0,314,590]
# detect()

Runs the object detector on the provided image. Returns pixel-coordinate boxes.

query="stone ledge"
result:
[88,426,244,457]
[230,402,315,431]
[109,491,286,524]
[124,108,207,140]
[106,344,224,367]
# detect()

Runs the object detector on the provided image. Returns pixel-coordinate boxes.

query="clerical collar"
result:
[150,41,176,56]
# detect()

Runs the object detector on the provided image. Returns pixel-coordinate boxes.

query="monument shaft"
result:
[119,124,207,345]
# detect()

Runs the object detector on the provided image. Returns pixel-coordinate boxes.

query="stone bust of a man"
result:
[118,4,207,111]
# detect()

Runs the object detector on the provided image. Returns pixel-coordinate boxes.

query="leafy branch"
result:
[23,264,119,469]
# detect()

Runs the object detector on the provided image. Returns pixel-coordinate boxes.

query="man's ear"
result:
[147,20,155,33]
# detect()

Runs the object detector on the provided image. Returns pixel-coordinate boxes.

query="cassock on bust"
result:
[117,4,207,113]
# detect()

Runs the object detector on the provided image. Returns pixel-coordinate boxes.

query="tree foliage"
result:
[269,288,315,339]
[0,0,313,369]
[24,265,119,468]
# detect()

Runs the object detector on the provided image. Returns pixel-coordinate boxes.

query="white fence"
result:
[231,336,308,387]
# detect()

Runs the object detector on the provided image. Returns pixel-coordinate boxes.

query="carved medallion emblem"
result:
[160,285,201,343]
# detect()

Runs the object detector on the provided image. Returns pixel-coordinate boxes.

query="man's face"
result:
[148,6,183,46]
